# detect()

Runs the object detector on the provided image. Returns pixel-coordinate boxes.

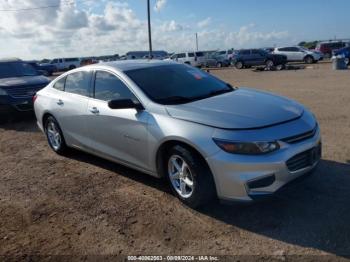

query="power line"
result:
[0,0,87,12]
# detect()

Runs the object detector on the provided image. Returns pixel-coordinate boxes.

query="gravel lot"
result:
[0,63,350,260]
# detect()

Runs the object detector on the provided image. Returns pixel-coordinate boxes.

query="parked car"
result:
[203,52,231,68]
[80,58,98,67]
[27,61,57,76]
[50,58,80,71]
[34,60,321,208]
[273,46,323,64]
[126,51,168,60]
[0,58,50,113]
[215,49,236,61]
[262,47,275,53]
[333,46,350,66]
[169,52,206,67]
[316,41,350,58]
[232,49,287,69]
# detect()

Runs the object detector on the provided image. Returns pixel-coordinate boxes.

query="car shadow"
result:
[200,159,350,257]
[65,150,350,256]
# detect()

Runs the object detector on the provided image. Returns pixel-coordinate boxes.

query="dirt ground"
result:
[0,63,350,260]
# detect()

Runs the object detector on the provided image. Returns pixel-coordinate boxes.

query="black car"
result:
[0,59,51,113]
[232,49,287,69]
[27,61,57,76]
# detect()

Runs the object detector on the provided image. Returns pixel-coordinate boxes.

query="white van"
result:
[170,52,206,67]
[50,58,81,71]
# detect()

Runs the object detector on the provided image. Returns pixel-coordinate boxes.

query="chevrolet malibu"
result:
[34,60,321,208]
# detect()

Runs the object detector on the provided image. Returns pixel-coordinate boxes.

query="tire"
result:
[165,145,216,208]
[304,56,314,64]
[69,65,76,70]
[345,58,350,66]
[276,64,285,71]
[216,62,222,68]
[44,116,68,155]
[265,60,274,70]
[235,61,244,69]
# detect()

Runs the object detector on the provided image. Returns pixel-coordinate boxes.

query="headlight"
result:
[0,88,7,96]
[213,139,280,155]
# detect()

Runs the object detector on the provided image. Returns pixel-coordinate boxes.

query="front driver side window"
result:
[94,71,136,102]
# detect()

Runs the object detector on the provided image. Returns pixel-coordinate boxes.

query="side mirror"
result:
[108,99,144,110]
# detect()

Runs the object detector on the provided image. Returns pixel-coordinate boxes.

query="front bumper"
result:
[206,128,322,202]
[0,95,34,112]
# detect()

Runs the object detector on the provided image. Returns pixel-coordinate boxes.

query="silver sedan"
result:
[34,60,321,208]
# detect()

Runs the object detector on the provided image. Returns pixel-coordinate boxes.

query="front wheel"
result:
[235,61,244,69]
[216,62,222,68]
[165,145,216,208]
[45,116,68,155]
[345,57,349,66]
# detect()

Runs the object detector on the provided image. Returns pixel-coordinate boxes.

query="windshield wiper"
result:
[193,87,234,101]
[156,96,194,105]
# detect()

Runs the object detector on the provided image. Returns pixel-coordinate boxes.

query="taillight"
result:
[33,94,38,103]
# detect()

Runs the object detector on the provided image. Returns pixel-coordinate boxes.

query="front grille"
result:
[286,144,322,172]
[281,124,318,144]
[3,85,45,98]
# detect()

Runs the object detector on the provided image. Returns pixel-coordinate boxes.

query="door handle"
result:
[90,107,99,114]
[57,99,64,106]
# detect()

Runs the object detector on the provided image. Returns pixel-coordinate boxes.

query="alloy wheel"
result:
[168,155,194,198]
[47,120,62,151]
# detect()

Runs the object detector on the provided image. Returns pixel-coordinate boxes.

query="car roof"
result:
[95,59,179,72]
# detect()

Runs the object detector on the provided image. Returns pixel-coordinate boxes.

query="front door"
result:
[86,70,150,171]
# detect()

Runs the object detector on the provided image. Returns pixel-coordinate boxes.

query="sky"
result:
[0,0,349,60]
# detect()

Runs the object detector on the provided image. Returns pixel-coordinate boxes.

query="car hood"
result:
[0,75,50,87]
[165,88,304,129]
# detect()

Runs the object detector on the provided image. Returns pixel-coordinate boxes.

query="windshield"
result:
[125,64,233,105]
[0,62,39,78]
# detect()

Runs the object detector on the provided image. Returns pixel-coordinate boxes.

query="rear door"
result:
[251,49,265,65]
[86,70,150,170]
[291,47,304,61]
[52,70,92,149]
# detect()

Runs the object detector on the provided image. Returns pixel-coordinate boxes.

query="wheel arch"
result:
[155,139,212,178]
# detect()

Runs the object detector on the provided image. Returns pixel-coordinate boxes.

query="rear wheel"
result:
[165,145,216,208]
[345,57,349,66]
[216,62,223,68]
[276,64,285,71]
[235,61,244,69]
[69,65,76,70]
[45,116,67,155]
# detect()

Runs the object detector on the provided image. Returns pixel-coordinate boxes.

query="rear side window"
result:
[65,71,91,96]
[94,71,135,101]
[66,58,79,62]
[188,53,194,57]
[53,77,65,91]
[279,47,290,52]
[177,53,186,58]
[195,52,204,57]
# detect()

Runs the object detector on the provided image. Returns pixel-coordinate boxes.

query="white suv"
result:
[273,46,323,64]
[170,52,206,67]
[50,58,81,71]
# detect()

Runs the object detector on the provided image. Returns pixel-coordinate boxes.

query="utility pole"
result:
[195,33,199,51]
[147,0,153,59]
